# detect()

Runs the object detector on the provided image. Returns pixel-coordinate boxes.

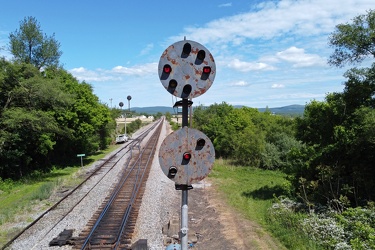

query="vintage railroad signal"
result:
[159,127,215,185]
[158,39,216,250]
[158,40,216,99]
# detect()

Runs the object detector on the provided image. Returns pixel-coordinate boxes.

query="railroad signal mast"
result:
[158,39,216,250]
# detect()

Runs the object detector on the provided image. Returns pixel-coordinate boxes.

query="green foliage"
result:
[0,178,16,193]
[267,198,323,249]
[121,118,143,135]
[336,207,375,249]
[291,68,375,206]
[301,215,347,248]
[0,60,113,179]
[289,9,375,207]
[164,112,172,122]
[328,9,375,67]
[9,16,62,69]
[29,181,56,200]
[193,102,298,168]
[269,198,375,249]
[169,120,180,131]
[262,132,302,170]
[153,112,163,120]
[211,161,316,249]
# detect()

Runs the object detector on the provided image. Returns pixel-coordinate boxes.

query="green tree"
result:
[154,112,163,120]
[193,103,298,168]
[0,61,114,179]
[293,66,375,206]
[44,68,113,160]
[0,62,70,178]
[165,112,172,122]
[9,16,62,69]
[328,9,375,67]
[193,103,235,159]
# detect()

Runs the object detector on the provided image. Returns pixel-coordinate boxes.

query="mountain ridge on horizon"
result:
[130,104,305,115]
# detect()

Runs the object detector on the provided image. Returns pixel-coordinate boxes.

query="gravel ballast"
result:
[6,120,178,250]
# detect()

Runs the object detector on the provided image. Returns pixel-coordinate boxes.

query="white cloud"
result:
[218,3,232,8]
[139,43,154,56]
[276,46,326,67]
[271,84,285,89]
[70,63,158,82]
[69,67,121,82]
[170,0,373,46]
[227,58,275,72]
[230,80,250,87]
[112,63,157,76]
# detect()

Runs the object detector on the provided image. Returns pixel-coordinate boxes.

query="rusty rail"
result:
[1,119,163,250]
[75,119,163,249]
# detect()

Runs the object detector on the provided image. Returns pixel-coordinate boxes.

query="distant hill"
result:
[131,104,305,115]
[131,106,176,115]
[258,104,305,115]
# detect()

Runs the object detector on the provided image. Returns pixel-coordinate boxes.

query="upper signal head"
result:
[158,40,216,99]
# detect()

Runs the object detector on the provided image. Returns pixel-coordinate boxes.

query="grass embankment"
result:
[0,144,120,247]
[210,159,322,250]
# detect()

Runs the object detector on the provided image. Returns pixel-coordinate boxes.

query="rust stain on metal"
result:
[158,127,215,185]
[191,47,199,55]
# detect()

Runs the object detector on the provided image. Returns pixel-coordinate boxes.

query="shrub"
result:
[336,207,375,249]
[301,215,346,249]
[267,198,323,249]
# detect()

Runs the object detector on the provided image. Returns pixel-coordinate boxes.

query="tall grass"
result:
[0,144,120,247]
[209,159,323,249]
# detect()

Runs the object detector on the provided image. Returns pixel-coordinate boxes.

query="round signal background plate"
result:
[159,127,215,185]
[158,40,216,99]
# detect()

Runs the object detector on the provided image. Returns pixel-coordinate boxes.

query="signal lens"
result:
[183,152,191,160]
[197,50,206,61]
[168,166,177,178]
[203,66,211,74]
[197,138,205,147]
[182,84,192,95]
[182,43,192,57]
[163,64,172,74]
[169,80,177,89]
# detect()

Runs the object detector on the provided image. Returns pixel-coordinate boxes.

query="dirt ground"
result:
[171,180,286,250]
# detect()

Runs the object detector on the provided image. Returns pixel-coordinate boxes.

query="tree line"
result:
[194,10,375,209]
[0,17,115,179]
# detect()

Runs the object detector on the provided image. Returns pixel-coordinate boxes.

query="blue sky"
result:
[0,0,374,108]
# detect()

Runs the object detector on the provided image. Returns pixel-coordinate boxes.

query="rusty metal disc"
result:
[159,127,215,185]
[158,40,216,99]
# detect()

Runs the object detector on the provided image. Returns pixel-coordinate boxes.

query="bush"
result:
[336,207,375,249]
[301,215,346,249]
[0,178,15,193]
[269,198,375,250]
[267,198,323,249]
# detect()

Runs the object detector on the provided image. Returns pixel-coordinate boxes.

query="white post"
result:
[181,190,188,250]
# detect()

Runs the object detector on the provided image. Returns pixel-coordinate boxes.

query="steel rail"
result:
[79,119,163,249]
[114,121,161,249]
[1,119,163,250]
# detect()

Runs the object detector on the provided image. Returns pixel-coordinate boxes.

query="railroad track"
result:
[2,118,163,250]
[74,120,162,249]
